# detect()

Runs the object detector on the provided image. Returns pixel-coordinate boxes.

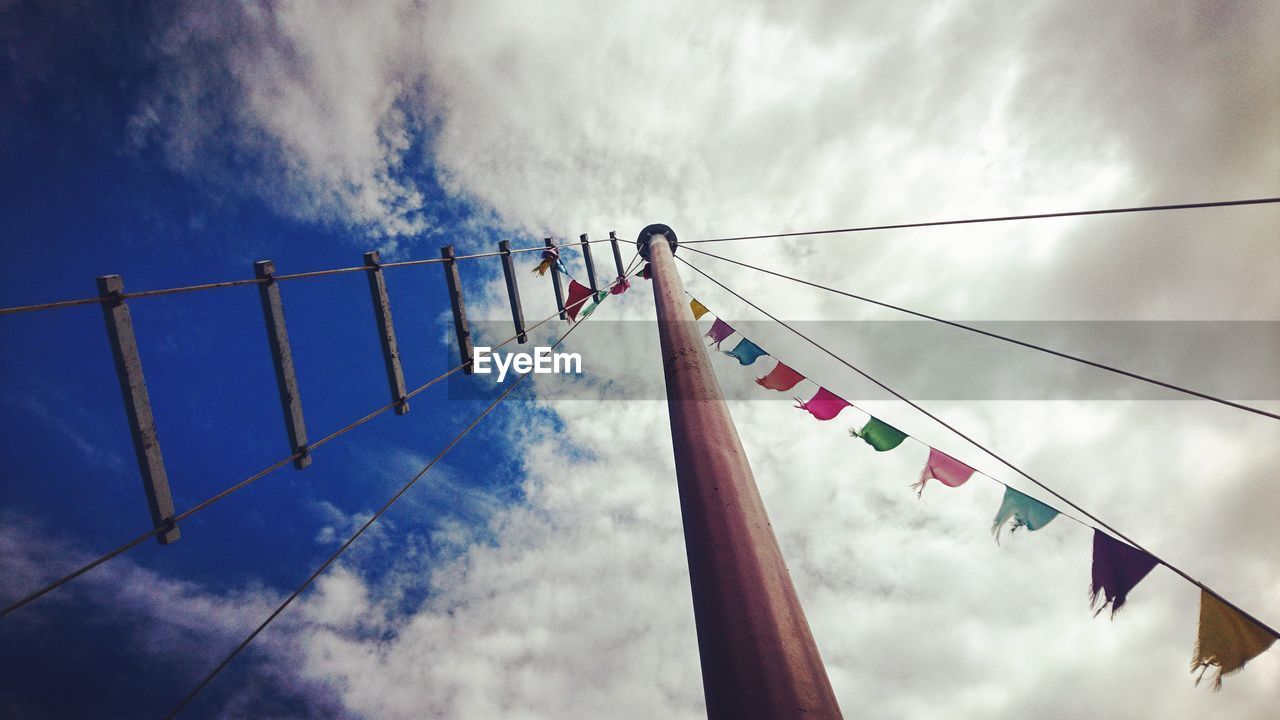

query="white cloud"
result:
[131,0,435,247]
[122,1,1280,717]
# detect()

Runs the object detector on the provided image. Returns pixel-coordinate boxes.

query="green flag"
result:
[850,416,907,452]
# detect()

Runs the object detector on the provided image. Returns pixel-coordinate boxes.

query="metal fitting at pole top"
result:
[636,223,679,260]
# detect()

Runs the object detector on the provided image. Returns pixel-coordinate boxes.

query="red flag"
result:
[565,280,593,321]
[757,361,805,392]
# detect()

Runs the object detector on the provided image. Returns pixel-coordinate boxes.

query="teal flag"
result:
[850,416,907,452]
[991,486,1059,540]
[724,338,768,366]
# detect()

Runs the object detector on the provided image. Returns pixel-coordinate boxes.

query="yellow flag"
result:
[1192,590,1277,690]
[690,298,709,320]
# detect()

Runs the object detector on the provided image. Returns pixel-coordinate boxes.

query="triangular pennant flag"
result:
[756,361,805,392]
[641,264,652,280]
[912,447,975,496]
[690,298,709,320]
[565,279,593,322]
[795,387,850,421]
[990,486,1059,541]
[581,296,602,319]
[724,338,768,366]
[1192,590,1277,690]
[1090,530,1158,617]
[705,318,734,348]
[532,257,555,276]
[610,276,630,295]
[851,416,907,452]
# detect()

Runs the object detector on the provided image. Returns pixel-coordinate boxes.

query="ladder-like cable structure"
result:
[0,237,620,317]
[0,271,630,619]
[5,196,1276,318]
[682,245,1280,422]
[677,253,1278,643]
[681,197,1280,245]
[163,258,626,719]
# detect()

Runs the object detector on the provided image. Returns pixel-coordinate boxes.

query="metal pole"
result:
[640,224,842,720]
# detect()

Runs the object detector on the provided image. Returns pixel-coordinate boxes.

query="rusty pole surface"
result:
[642,224,843,720]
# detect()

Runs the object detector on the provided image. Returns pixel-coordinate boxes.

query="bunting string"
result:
[675,253,1278,646]
[681,286,1278,687]
[680,244,1280,423]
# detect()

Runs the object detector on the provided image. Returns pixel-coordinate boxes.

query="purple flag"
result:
[705,318,734,348]
[1090,530,1159,617]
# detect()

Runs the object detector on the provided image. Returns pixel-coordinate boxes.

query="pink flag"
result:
[794,387,850,421]
[610,276,630,295]
[913,447,976,496]
[705,318,734,348]
[565,280,593,322]
[757,361,805,392]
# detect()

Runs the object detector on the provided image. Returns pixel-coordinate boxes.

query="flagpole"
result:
[639,224,843,720]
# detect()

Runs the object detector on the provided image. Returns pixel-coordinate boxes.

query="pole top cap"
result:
[636,224,678,260]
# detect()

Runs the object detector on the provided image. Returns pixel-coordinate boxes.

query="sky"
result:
[1,1,1278,718]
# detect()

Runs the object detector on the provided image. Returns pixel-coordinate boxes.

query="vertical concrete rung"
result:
[254,261,311,469]
[546,237,567,320]
[579,233,601,300]
[440,246,475,374]
[498,240,528,343]
[364,251,409,415]
[96,274,181,544]
[609,230,627,280]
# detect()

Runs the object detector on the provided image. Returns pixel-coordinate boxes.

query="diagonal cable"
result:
[681,197,1280,245]
[683,245,1280,422]
[0,270,629,619]
[162,265,619,719]
[676,253,1278,642]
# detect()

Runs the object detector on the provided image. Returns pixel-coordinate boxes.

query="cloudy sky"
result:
[1,1,1278,718]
